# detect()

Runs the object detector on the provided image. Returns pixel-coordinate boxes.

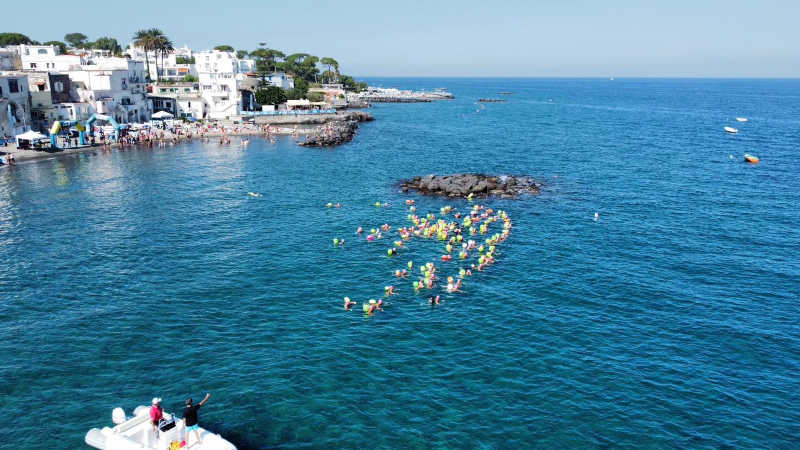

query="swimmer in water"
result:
[344,297,356,310]
[429,295,440,306]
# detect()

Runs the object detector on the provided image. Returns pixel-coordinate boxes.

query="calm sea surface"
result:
[1,78,799,448]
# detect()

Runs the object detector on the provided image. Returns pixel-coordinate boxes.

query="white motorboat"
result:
[724,126,739,134]
[85,405,236,450]
[736,117,748,122]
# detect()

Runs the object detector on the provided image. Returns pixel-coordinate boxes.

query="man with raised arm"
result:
[183,392,210,447]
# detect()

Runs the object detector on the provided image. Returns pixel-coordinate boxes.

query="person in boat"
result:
[150,397,163,435]
[183,393,210,447]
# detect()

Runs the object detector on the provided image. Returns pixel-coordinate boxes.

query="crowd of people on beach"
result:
[10,121,311,159]
[336,199,513,315]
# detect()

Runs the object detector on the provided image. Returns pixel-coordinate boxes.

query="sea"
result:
[1,78,799,449]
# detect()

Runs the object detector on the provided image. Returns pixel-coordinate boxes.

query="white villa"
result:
[195,50,256,119]
[266,72,294,90]
[149,82,205,119]
[67,57,151,123]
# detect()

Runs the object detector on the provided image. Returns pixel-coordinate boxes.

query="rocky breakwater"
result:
[400,173,541,198]
[300,111,374,147]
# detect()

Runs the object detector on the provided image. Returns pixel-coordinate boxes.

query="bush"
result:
[306,92,325,102]
[183,74,198,82]
[255,86,287,105]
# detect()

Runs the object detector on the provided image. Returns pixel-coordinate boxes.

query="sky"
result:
[4,0,799,77]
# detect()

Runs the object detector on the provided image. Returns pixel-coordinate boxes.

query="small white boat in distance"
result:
[86,405,236,450]
[736,117,748,122]
[724,126,739,134]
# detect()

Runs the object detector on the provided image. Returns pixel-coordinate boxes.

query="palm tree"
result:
[132,29,167,81]
[155,36,174,81]
[132,29,155,81]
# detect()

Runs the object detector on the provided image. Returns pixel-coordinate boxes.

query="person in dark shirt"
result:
[183,392,210,447]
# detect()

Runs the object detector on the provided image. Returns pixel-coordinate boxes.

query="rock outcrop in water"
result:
[299,111,374,147]
[400,174,540,198]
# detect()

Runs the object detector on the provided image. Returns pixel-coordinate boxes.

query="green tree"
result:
[236,50,249,59]
[283,53,320,83]
[250,48,285,84]
[155,35,174,80]
[320,57,339,82]
[339,75,369,92]
[183,74,199,82]
[285,78,309,100]
[91,37,122,55]
[43,40,68,54]
[0,32,34,46]
[133,29,167,81]
[307,92,325,102]
[64,32,88,48]
[214,45,234,52]
[255,86,287,105]
[176,56,195,64]
[133,29,157,81]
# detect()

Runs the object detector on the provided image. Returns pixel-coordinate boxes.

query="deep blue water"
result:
[1,78,799,449]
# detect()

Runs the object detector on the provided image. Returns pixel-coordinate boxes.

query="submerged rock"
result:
[400,173,540,198]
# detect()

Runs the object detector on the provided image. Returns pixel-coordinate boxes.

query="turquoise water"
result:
[1,78,799,448]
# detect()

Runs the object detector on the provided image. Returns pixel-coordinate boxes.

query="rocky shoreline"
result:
[300,111,374,147]
[400,173,541,198]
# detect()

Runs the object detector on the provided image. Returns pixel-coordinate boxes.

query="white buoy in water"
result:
[594,212,599,221]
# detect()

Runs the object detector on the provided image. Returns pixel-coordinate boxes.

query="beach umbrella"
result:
[151,111,174,119]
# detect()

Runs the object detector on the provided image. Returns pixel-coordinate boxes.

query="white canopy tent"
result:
[151,111,174,119]
[15,130,48,142]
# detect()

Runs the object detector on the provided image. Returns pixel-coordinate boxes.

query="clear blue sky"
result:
[5,0,799,77]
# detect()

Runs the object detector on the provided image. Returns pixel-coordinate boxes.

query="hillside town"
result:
[0,30,376,146]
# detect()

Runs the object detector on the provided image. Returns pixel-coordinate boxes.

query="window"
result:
[30,63,37,68]
[38,48,48,54]
[8,79,19,93]
[188,102,191,107]
[54,81,64,92]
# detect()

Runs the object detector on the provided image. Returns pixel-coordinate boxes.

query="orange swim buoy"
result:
[744,153,759,164]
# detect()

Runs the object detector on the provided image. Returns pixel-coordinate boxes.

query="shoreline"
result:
[3,111,372,164]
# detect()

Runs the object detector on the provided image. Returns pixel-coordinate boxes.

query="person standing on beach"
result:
[183,393,210,446]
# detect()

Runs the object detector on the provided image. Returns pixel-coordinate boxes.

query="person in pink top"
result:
[150,397,163,435]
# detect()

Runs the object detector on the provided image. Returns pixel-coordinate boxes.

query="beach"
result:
[3,110,371,164]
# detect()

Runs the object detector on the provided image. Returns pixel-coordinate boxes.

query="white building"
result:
[67,57,151,123]
[12,44,86,72]
[0,72,32,136]
[26,71,83,132]
[126,45,196,82]
[150,82,206,119]
[266,72,294,90]
[195,50,256,119]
